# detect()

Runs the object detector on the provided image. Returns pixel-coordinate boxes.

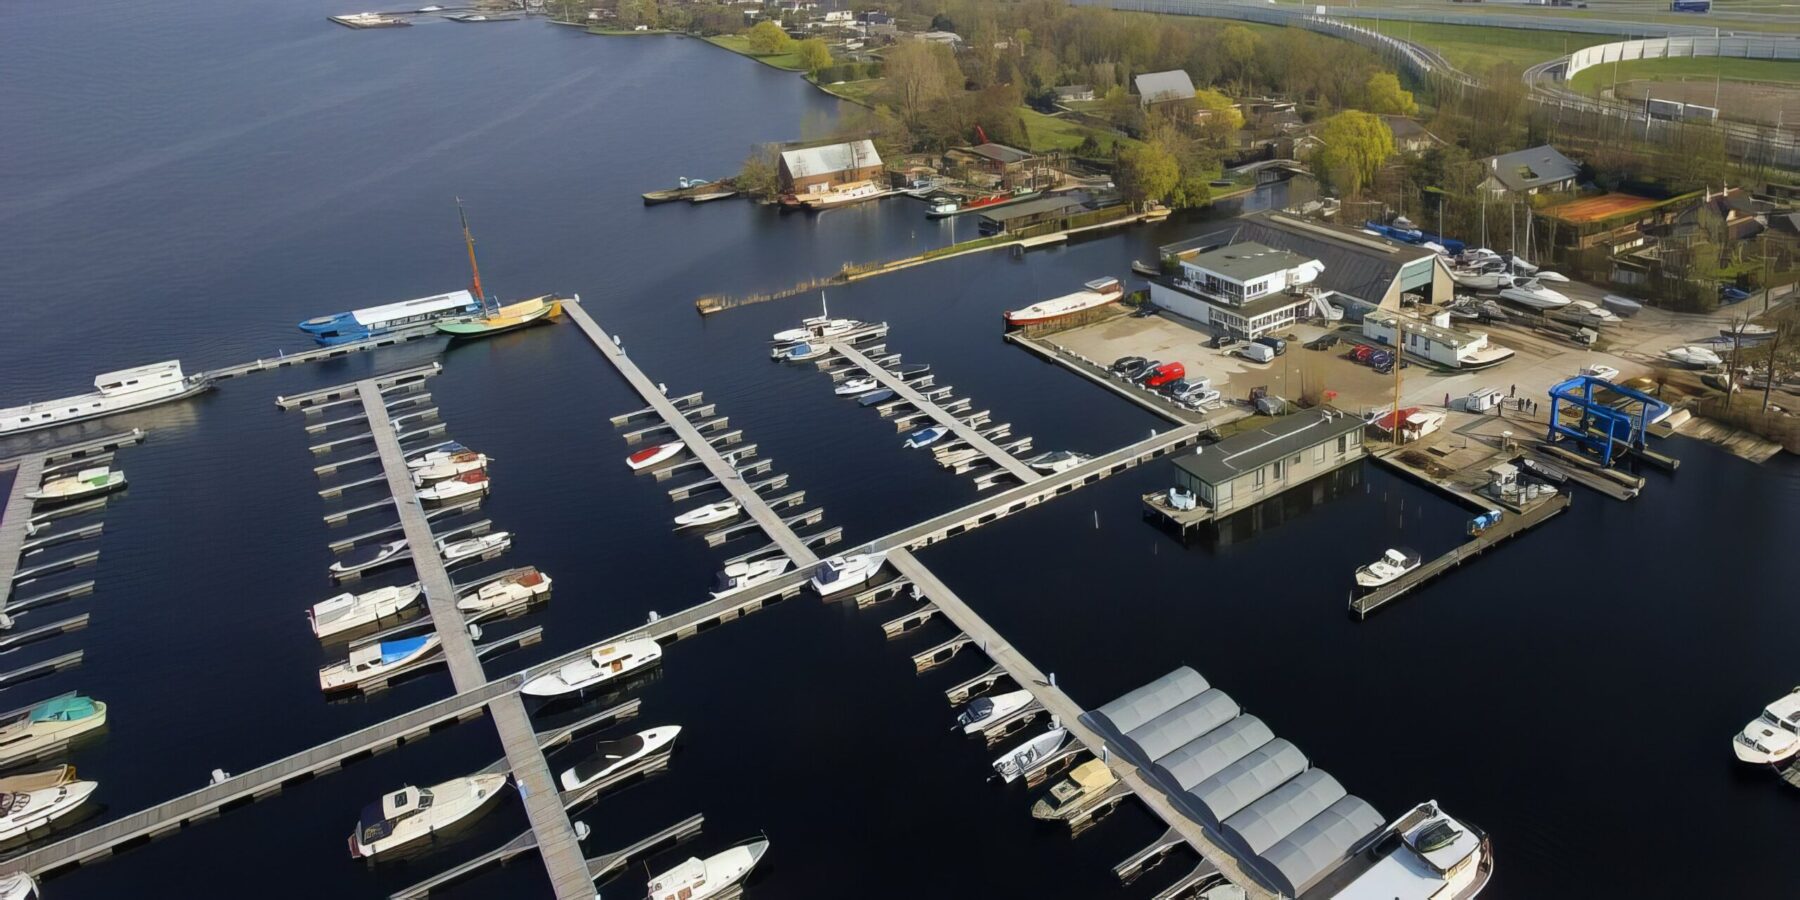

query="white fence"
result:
[1565,35,1800,81]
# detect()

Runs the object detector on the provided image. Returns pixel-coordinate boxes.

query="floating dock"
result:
[0,454,47,613]
[1351,492,1573,618]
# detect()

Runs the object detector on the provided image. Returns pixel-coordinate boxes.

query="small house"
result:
[1478,145,1580,197]
[1054,84,1095,103]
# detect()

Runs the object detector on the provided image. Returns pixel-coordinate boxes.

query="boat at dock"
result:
[903,426,946,449]
[439,531,510,564]
[856,389,896,407]
[412,451,489,483]
[0,766,98,841]
[789,181,885,210]
[298,290,479,345]
[408,442,472,468]
[1132,260,1160,277]
[711,557,792,599]
[24,467,125,502]
[993,726,1067,783]
[809,551,886,596]
[558,726,681,791]
[0,873,36,900]
[772,294,861,344]
[1024,450,1091,474]
[626,441,685,471]
[520,638,663,697]
[893,364,930,379]
[309,582,423,638]
[958,689,1033,733]
[1354,548,1421,589]
[1003,277,1124,328]
[436,295,562,338]
[643,176,736,205]
[1,361,212,437]
[834,377,878,396]
[1317,801,1492,899]
[0,696,108,766]
[456,567,551,613]
[348,773,509,859]
[646,837,770,900]
[329,11,411,27]
[1733,687,1800,765]
[778,342,830,362]
[319,634,439,693]
[416,471,489,502]
[926,186,1041,218]
[330,539,410,577]
[674,500,740,529]
[1031,759,1115,820]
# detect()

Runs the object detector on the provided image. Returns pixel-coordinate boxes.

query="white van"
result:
[1237,344,1275,364]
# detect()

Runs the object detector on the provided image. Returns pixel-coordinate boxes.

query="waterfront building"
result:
[777,140,883,195]
[1147,240,1324,338]
[976,196,1085,236]
[1169,408,1365,519]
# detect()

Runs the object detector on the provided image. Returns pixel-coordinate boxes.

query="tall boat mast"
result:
[457,198,487,306]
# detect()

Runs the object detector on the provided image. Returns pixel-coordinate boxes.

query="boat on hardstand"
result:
[834,376,878,396]
[927,186,1041,218]
[0,872,36,900]
[809,552,887,596]
[1,360,211,437]
[674,500,740,529]
[903,426,946,449]
[1003,277,1124,328]
[412,451,489,483]
[437,295,562,337]
[1663,345,1723,369]
[558,726,681,791]
[646,837,770,900]
[993,726,1068,783]
[417,470,489,502]
[24,467,125,502]
[309,582,423,638]
[1024,450,1090,474]
[0,696,107,767]
[348,773,509,858]
[319,634,440,692]
[711,557,792,599]
[299,290,480,345]
[1733,686,1800,764]
[1355,547,1422,589]
[1498,278,1569,310]
[856,389,896,407]
[456,567,551,613]
[0,766,97,841]
[958,689,1033,733]
[626,441,685,471]
[1720,322,1777,343]
[520,638,663,697]
[439,531,510,564]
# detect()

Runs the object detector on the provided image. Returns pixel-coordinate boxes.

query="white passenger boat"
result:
[626,441,685,471]
[411,451,489,483]
[711,557,792,599]
[1024,450,1091,474]
[348,773,509,858]
[1733,687,1800,765]
[439,531,510,563]
[1354,548,1421,589]
[1498,279,1569,309]
[646,838,770,900]
[993,726,1068,783]
[455,568,551,613]
[1003,277,1124,327]
[1663,345,1722,369]
[0,696,108,766]
[520,638,663,697]
[0,767,97,841]
[0,872,36,900]
[319,634,439,693]
[958,689,1033,733]
[1,361,211,437]
[24,467,125,502]
[298,290,479,345]
[674,500,740,529]
[834,377,878,396]
[416,471,489,502]
[310,582,423,638]
[557,726,681,791]
[330,539,410,577]
[809,552,886,596]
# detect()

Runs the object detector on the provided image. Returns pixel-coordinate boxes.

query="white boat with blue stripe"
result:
[298,290,480,345]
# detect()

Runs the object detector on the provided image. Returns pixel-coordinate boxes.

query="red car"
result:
[1144,362,1186,388]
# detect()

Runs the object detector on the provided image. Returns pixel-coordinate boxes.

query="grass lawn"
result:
[1020,108,1140,155]
[705,35,806,71]
[1568,56,1800,95]
[816,78,883,106]
[1365,21,1612,72]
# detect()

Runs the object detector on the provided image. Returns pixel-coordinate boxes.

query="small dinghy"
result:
[330,539,410,577]
[993,726,1068,783]
[809,552,886,597]
[319,634,439,692]
[411,451,489,483]
[646,838,770,900]
[835,376,878,396]
[558,726,681,791]
[520,637,663,697]
[1354,547,1421,589]
[626,441,685,471]
[25,467,125,502]
[894,363,931,379]
[903,425,947,449]
[310,582,423,638]
[417,470,490,502]
[857,389,896,407]
[456,567,551,612]
[674,500,740,529]
[439,531,510,563]
[0,767,97,841]
[711,557,792,599]
[958,689,1033,733]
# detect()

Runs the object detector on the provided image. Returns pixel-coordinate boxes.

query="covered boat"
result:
[557,726,681,791]
[779,342,830,362]
[25,467,125,502]
[1,360,211,437]
[674,500,740,529]
[1663,345,1722,369]
[411,450,489,483]
[439,531,510,563]
[626,441,686,471]
[646,838,771,900]
[0,695,108,766]
[456,568,551,613]
[408,442,472,469]
[902,425,947,449]
[1031,759,1115,820]
[319,634,439,693]
[520,638,663,697]
[310,582,423,638]
[348,773,509,858]
[856,389,896,407]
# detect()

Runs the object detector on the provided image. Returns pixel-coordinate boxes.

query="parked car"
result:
[1118,358,1155,379]
[1177,375,1212,394]
[1159,378,1193,397]
[1209,333,1240,350]
[1129,360,1164,384]
[1109,355,1145,374]
[1143,362,1185,388]
[1180,387,1222,408]
[1237,344,1275,364]
[1253,335,1287,356]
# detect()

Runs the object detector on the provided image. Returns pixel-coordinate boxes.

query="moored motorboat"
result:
[1354,548,1421,588]
[809,552,886,596]
[310,582,423,638]
[958,689,1033,733]
[646,837,770,900]
[411,451,489,483]
[772,295,860,343]
[778,342,830,362]
[0,767,97,841]
[1324,801,1493,899]
[439,531,510,564]
[1733,687,1800,764]
[455,567,551,613]
[1024,450,1090,474]
[834,377,878,396]
[1031,759,1115,820]
[416,470,490,502]
[1,360,212,437]
[626,441,686,471]
[856,389,896,407]
[1662,345,1722,369]
[902,425,947,449]
[0,872,36,900]
[711,557,792,599]
[0,696,108,766]
[520,638,663,697]
[1132,259,1161,277]
[330,539,410,578]
[1450,268,1509,291]
[1003,277,1124,328]
[558,726,681,791]
[348,773,509,858]
[319,634,439,692]
[298,290,479,345]
[674,500,740,529]
[408,442,471,468]
[993,726,1068,783]
[25,467,125,502]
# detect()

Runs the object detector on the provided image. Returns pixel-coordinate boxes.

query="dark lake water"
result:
[3,2,1797,898]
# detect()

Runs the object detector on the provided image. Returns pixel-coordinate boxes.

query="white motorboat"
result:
[772,294,859,343]
[902,425,947,449]
[1733,687,1800,764]
[1580,364,1620,382]
[834,376,878,396]
[1003,277,1125,327]
[1325,801,1492,899]
[408,442,471,468]
[0,767,97,841]
[1533,270,1570,283]
[1663,345,1722,369]
[348,773,509,858]
[1601,294,1643,317]
[1024,450,1091,474]
[674,500,740,529]
[958,689,1033,734]
[0,696,107,767]
[455,567,551,613]
[310,582,423,638]
[25,467,125,502]
[411,451,489,483]
[329,539,410,577]
[993,726,1068,783]
[557,726,681,791]
[416,471,489,502]
[778,342,830,362]
[0,872,36,900]
[520,638,663,697]
[809,552,886,596]
[1498,278,1569,309]
[1565,300,1620,326]
[319,634,439,693]
[626,441,685,471]
[710,557,792,599]
[1721,322,1777,343]
[439,531,510,563]
[1,360,211,437]
[1450,268,1509,291]
[1354,548,1421,589]
[646,838,770,900]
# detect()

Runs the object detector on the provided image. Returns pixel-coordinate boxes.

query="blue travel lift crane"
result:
[1544,375,1673,467]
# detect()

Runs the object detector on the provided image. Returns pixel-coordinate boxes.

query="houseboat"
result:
[1,361,210,437]
[1003,277,1124,328]
[298,290,480,345]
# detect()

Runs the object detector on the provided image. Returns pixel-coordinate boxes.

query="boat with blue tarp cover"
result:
[318,634,438,693]
[0,695,108,765]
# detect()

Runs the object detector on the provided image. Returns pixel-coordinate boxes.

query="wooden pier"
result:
[206,325,441,382]
[1351,492,1574,618]
[0,454,47,612]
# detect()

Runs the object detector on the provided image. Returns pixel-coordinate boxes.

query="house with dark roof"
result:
[1381,116,1441,153]
[1166,408,1366,517]
[1134,69,1196,108]
[1478,144,1580,197]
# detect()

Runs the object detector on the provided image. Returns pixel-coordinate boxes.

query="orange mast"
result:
[457,198,485,303]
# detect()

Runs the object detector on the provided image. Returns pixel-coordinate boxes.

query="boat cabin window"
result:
[100,382,122,390]
[1760,711,1799,733]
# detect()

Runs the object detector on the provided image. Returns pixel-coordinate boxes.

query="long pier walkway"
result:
[564,300,819,566]
[1352,491,1573,618]
[886,549,1273,900]
[0,455,46,613]
[831,342,1041,485]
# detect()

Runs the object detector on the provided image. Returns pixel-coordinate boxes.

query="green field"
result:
[816,78,882,106]
[1019,108,1140,155]
[704,35,807,71]
[1568,55,1800,94]
[1365,21,1613,72]
[1271,0,1800,35]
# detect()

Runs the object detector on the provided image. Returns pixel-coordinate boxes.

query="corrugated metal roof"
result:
[1125,688,1242,762]
[965,142,1034,164]
[980,196,1085,222]
[1187,738,1309,822]
[1259,795,1387,896]
[1164,211,1439,306]
[1135,69,1196,105]
[1093,666,1209,735]
[1182,241,1312,282]
[1172,408,1362,486]
[1154,715,1275,791]
[779,139,882,179]
[1223,768,1350,855]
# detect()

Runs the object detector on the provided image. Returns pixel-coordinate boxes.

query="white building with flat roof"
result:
[1362,310,1516,370]
[1149,241,1325,338]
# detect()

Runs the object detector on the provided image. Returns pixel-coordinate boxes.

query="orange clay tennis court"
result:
[1541,192,1667,224]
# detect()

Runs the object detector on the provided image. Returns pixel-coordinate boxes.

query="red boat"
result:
[626,441,685,471]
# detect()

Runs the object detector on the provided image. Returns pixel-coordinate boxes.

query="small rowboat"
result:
[857,389,896,407]
[626,441,685,471]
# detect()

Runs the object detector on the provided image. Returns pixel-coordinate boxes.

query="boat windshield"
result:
[712,570,739,592]
[1760,710,1799,733]
[816,563,842,585]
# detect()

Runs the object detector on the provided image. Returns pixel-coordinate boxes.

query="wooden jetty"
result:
[1351,492,1574,618]
[0,454,47,612]
[208,325,439,382]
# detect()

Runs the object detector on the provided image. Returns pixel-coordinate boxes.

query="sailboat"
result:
[434,200,564,338]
